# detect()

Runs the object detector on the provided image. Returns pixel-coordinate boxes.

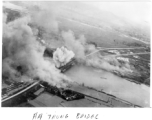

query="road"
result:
[96,47,147,50]
[85,47,149,57]
[106,52,150,57]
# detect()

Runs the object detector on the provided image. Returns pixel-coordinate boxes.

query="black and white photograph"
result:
[2,0,150,108]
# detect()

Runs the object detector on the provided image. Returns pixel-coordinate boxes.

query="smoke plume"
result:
[61,30,86,60]
[3,1,133,88]
[53,46,75,68]
[85,53,132,75]
[60,29,132,75]
[2,6,70,88]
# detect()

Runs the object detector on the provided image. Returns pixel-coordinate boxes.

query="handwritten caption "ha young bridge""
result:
[32,112,99,120]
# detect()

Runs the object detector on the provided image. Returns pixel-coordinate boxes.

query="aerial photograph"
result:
[2,1,150,107]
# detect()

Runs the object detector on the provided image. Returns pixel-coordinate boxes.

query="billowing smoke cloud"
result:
[85,55,132,75]
[2,7,70,88]
[15,1,61,41]
[3,1,133,89]
[85,43,96,54]
[61,30,86,60]
[60,29,132,75]
[53,46,75,68]
[30,9,59,34]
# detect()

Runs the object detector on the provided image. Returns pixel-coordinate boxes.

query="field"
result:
[2,1,150,107]
[58,17,147,48]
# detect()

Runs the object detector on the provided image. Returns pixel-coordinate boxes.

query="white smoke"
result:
[85,53,133,75]
[61,30,86,60]
[53,46,75,68]
[3,2,148,107]
[3,1,133,88]
[60,29,132,75]
[2,5,71,88]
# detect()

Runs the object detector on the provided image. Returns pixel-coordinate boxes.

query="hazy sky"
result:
[85,2,150,24]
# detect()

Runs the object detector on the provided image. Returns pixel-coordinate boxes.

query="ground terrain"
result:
[2,2,150,107]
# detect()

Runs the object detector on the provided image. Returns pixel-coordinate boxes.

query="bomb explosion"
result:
[53,46,75,68]
[2,1,150,107]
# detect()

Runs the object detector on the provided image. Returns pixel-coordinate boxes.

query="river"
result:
[65,65,150,107]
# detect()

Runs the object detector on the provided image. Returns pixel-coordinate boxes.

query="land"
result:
[2,2,150,107]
